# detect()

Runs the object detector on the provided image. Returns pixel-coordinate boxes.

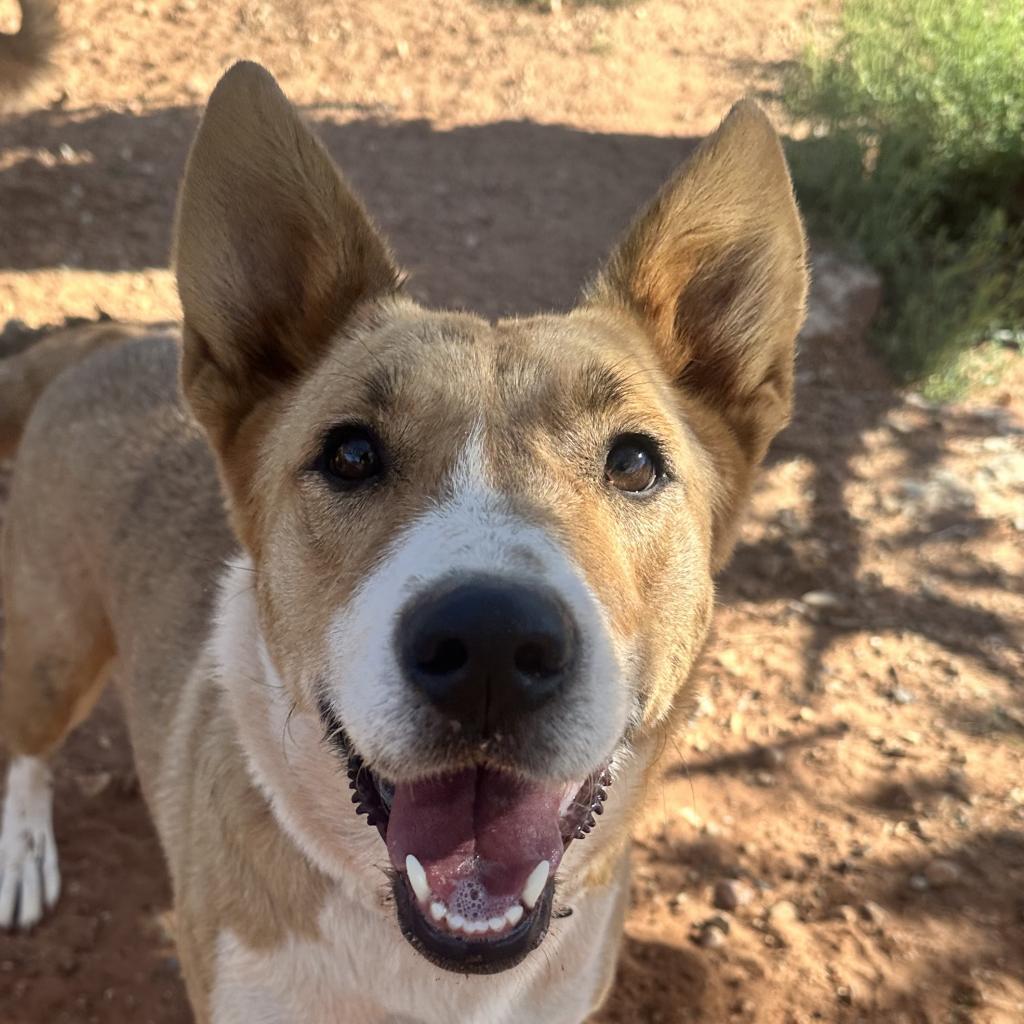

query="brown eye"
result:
[604,434,663,493]
[319,425,383,489]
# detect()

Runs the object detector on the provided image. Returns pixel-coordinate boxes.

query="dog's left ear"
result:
[588,99,808,568]
[174,61,401,454]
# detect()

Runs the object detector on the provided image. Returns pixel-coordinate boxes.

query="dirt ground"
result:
[1,1,1022,1022]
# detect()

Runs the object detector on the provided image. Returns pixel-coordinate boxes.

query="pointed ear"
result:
[588,99,808,567]
[174,61,401,451]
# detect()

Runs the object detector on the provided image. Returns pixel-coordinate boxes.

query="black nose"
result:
[398,577,577,734]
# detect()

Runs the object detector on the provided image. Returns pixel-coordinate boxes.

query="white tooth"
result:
[521,860,550,910]
[447,913,466,931]
[489,916,506,932]
[405,855,431,905]
[430,901,446,922]
[467,920,488,934]
[506,904,524,927]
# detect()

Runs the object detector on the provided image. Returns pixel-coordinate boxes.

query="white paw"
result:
[0,756,61,930]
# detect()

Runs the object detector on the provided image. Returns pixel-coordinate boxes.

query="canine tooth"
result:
[446,913,466,931]
[506,904,524,927]
[405,855,431,904]
[430,901,446,922]
[522,860,550,910]
[489,916,506,932]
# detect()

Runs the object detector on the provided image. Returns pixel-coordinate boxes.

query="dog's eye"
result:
[604,434,663,493]
[319,425,383,488]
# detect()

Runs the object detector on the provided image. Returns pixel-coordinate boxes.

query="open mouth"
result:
[321,700,611,973]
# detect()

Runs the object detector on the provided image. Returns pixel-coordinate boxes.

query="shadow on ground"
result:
[0,103,696,317]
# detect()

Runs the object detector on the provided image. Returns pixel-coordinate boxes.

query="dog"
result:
[0,0,58,95]
[0,61,807,1023]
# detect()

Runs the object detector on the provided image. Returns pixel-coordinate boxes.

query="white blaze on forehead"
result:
[326,425,629,781]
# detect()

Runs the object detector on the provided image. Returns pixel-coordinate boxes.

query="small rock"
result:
[753,771,776,788]
[679,806,703,829]
[924,858,962,888]
[908,873,930,892]
[767,900,799,926]
[717,649,742,675]
[859,901,886,926]
[835,904,858,925]
[899,470,976,518]
[690,915,730,948]
[801,591,841,610]
[752,746,784,770]
[698,924,728,948]
[713,879,754,912]
[886,686,915,705]
[669,892,688,914]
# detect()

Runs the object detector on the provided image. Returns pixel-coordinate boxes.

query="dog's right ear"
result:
[174,62,400,453]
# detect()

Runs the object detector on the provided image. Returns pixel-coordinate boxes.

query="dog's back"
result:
[1,330,231,793]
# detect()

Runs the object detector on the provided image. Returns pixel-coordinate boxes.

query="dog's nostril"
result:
[514,639,563,679]
[416,637,468,676]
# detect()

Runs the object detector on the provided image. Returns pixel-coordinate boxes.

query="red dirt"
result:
[2,2,1022,1022]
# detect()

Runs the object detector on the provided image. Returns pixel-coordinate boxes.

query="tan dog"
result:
[0,62,806,1023]
[0,0,58,95]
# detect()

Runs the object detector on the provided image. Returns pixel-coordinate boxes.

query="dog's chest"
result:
[209,885,620,1024]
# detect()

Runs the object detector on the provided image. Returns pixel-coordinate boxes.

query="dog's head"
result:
[175,62,807,973]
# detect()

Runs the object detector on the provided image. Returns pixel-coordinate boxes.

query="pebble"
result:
[859,901,886,926]
[801,590,842,610]
[679,806,703,829]
[698,925,728,949]
[752,745,785,770]
[669,892,688,914]
[691,915,731,948]
[924,858,962,888]
[713,879,755,912]
[767,900,799,926]
[836,904,858,925]
[886,686,915,705]
[908,873,930,892]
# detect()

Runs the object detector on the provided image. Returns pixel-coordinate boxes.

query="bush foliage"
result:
[781,0,1024,387]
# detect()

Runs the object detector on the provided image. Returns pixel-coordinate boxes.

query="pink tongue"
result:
[387,767,565,913]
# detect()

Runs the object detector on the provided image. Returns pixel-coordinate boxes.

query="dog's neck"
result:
[210,558,386,907]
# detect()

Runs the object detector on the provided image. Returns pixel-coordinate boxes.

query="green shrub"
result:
[780,0,1024,388]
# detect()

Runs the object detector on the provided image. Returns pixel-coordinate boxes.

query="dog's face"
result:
[176,63,807,972]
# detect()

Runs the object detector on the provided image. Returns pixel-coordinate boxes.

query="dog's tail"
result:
[0,316,144,460]
[0,0,60,95]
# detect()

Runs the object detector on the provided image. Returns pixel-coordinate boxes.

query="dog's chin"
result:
[392,867,557,974]
[319,698,613,974]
